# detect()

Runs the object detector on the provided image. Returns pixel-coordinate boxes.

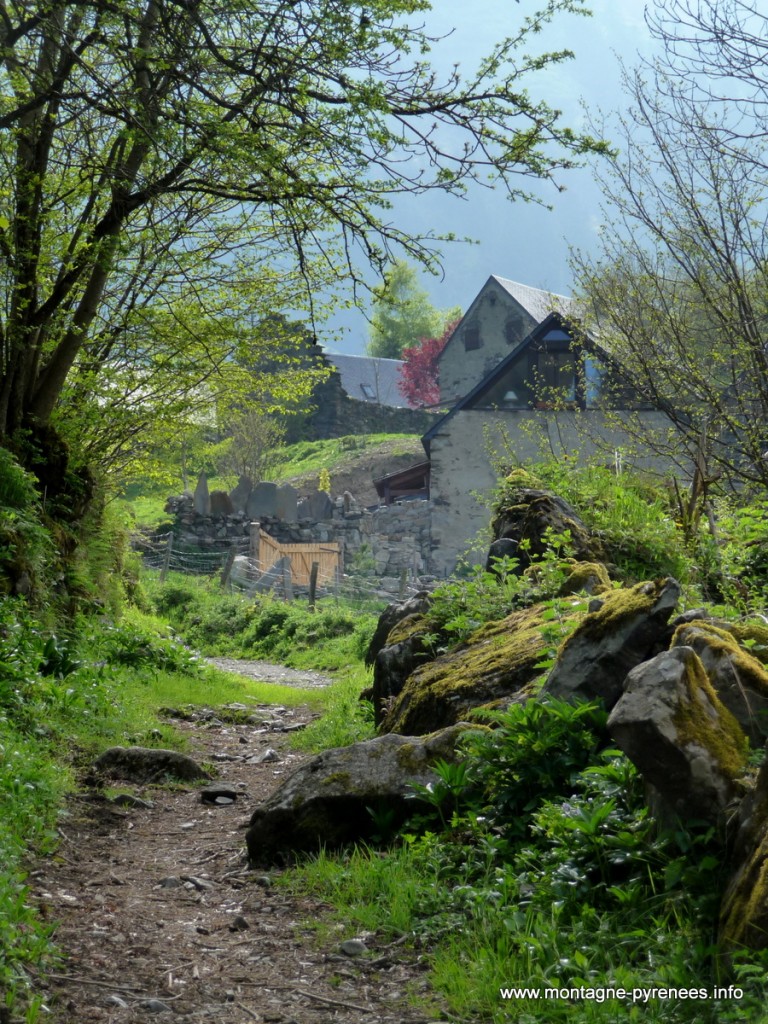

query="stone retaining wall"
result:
[165,494,434,583]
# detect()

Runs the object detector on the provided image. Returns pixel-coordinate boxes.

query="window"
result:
[463,323,482,351]
[533,348,578,407]
[360,383,376,400]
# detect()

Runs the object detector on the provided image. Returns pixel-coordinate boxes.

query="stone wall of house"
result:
[438,279,538,405]
[427,407,682,577]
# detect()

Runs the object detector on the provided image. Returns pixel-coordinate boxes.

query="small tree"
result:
[368,262,461,359]
[398,319,460,408]
[572,0,768,495]
[217,411,286,485]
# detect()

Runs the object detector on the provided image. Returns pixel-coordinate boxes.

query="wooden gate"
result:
[255,529,341,587]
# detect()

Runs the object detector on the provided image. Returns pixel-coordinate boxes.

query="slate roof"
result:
[491,276,576,321]
[325,353,406,407]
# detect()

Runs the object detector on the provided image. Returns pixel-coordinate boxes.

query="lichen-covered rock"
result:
[365,591,431,667]
[720,756,768,951]
[93,746,211,783]
[672,622,768,745]
[378,603,568,736]
[542,577,681,710]
[490,479,602,569]
[245,725,471,864]
[607,647,748,823]
[370,611,435,725]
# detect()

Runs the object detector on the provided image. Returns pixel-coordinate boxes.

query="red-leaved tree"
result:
[398,319,460,408]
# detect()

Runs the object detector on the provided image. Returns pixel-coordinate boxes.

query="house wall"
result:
[438,280,538,405]
[427,408,680,576]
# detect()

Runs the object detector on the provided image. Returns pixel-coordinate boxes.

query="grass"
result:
[119,432,421,527]
[269,433,421,484]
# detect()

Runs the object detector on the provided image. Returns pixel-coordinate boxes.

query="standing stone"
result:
[305,489,334,521]
[229,476,253,513]
[542,577,681,711]
[193,472,211,515]
[210,490,234,516]
[607,646,748,823]
[275,483,298,523]
[246,481,278,519]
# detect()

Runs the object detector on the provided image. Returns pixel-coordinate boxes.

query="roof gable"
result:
[437,275,575,370]
[423,311,597,452]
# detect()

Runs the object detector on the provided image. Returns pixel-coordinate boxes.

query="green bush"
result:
[512,459,695,583]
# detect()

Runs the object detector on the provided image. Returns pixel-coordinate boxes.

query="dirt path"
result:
[29,666,445,1024]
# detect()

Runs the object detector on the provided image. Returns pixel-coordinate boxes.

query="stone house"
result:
[437,276,574,405]
[423,310,673,575]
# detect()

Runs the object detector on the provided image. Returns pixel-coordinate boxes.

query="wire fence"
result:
[137,531,427,607]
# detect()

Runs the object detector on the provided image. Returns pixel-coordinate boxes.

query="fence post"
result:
[334,564,341,604]
[160,533,173,582]
[308,561,319,610]
[282,558,293,601]
[249,521,260,569]
[398,568,408,599]
[220,544,237,590]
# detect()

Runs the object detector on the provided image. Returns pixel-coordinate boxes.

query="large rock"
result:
[542,577,681,710]
[229,475,253,513]
[378,603,568,735]
[94,747,211,783]
[275,483,298,523]
[245,726,470,864]
[490,480,601,570]
[370,611,435,725]
[193,472,210,515]
[720,756,768,951]
[246,481,278,519]
[607,647,748,824]
[672,622,768,745]
[209,489,234,516]
[366,591,432,667]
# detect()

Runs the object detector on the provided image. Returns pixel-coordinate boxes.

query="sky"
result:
[322,0,660,354]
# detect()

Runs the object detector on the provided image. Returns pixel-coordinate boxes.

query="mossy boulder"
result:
[365,590,431,666]
[490,482,602,569]
[608,646,748,824]
[672,622,768,745]
[93,746,211,783]
[245,725,471,864]
[543,577,681,710]
[369,610,438,724]
[378,603,568,736]
[720,756,768,952]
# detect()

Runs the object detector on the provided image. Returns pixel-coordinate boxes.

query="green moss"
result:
[322,771,352,787]
[563,578,673,644]
[673,621,768,698]
[385,613,430,648]
[380,603,582,735]
[671,649,747,782]
[720,830,768,951]
[555,559,612,596]
[718,620,768,667]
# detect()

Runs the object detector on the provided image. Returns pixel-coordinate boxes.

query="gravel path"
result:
[31,701,445,1023]
[206,657,334,690]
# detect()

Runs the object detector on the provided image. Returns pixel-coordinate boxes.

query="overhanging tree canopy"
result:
[0,0,605,480]
[572,0,768,494]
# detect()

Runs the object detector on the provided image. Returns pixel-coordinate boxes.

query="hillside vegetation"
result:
[3,448,768,1022]
[124,432,424,528]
